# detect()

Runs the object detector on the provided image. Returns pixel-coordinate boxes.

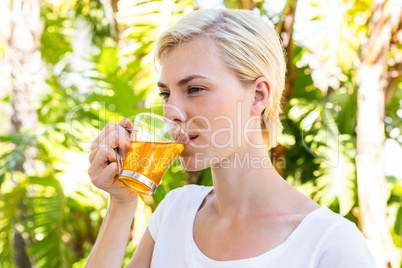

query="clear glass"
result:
[116,113,189,195]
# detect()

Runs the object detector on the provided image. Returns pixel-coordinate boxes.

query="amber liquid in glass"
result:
[119,141,185,194]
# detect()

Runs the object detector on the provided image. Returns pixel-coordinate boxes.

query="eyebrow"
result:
[157,75,207,89]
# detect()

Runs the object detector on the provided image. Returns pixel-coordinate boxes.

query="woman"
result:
[86,9,376,268]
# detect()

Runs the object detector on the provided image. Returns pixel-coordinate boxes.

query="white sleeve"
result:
[315,221,377,268]
[147,192,170,241]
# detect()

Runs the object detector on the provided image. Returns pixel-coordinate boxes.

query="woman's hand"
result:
[88,118,138,204]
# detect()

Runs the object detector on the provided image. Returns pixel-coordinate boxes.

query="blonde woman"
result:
[86,9,376,268]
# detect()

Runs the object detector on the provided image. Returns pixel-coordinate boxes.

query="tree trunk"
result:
[272,0,298,176]
[355,0,395,267]
[10,0,41,134]
[356,63,392,268]
[8,0,42,267]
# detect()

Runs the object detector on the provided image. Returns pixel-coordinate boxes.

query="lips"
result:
[188,135,198,143]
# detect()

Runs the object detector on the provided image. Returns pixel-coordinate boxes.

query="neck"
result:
[209,146,287,220]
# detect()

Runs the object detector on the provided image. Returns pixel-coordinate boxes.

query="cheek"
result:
[209,100,250,145]
[179,155,209,171]
[209,119,235,148]
[186,93,251,148]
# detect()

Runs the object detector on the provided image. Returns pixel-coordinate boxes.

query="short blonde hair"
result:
[155,9,286,149]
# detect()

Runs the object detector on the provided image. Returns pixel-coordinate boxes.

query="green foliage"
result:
[25,176,68,267]
[40,5,73,65]
[1,0,401,267]
[0,176,28,267]
[385,85,402,143]
[384,85,402,266]
[88,46,150,121]
[387,176,402,267]
[0,170,107,267]
[74,0,118,46]
[389,176,402,238]
[335,84,358,135]
[308,0,370,71]
[0,2,110,263]
[285,95,357,216]
[0,123,103,267]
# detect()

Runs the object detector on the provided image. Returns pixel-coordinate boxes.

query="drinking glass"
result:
[116,113,189,195]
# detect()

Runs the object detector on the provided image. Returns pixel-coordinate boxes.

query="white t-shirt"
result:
[148,185,376,268]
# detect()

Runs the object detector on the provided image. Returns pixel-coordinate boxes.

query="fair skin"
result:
[85,38,319,267]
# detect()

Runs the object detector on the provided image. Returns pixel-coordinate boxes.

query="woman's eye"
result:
[188,87,203,94]
[159,92,170,99]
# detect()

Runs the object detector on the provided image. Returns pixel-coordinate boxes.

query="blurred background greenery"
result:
[0,0,401,267]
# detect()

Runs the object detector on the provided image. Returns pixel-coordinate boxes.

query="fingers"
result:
[88,145,118,189]
[90,122,124,151]
[119,118,133,130]
[87,118,139,203]
[89,120,132,164]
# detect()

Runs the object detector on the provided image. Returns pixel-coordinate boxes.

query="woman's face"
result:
[158,38,259,171]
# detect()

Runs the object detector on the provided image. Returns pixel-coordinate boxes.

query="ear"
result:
[250,77,270,116]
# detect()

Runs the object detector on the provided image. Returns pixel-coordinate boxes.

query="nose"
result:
[163,101,187,125]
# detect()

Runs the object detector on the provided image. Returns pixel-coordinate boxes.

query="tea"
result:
[118,141,185,195]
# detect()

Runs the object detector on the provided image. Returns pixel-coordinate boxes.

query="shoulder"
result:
[312,207,376,267]
[164,184,213,203]
[148,184,213,241]
[153,184,213,216]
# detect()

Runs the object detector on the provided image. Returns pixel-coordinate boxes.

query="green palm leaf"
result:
[0,179,28,268]
[304,107,357,215]
[25,176,68,268]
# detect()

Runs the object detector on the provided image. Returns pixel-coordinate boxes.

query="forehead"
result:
[158,38,230,83]
[162,37,218,63]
